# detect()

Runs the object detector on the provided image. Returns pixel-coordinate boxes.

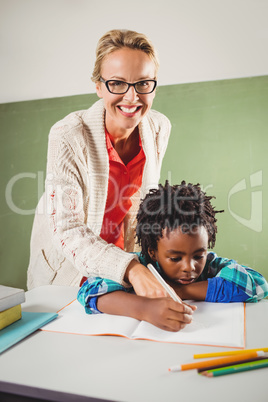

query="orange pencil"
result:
[168,351,265,372]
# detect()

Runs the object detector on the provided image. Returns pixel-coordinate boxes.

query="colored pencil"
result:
[197,354,268,373]
[147,264,182,304]
[201,359,268,377]
[193,347,268,359]
[168,351,265,372]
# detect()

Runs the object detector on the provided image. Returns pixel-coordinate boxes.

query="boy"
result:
[78,181,268,331]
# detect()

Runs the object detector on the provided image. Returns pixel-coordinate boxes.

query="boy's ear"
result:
[148,248,157,261]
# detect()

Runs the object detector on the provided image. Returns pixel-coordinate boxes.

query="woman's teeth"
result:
[119,106,139,113]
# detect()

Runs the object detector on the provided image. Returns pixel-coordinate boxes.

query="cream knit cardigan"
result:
[27,99,171,289]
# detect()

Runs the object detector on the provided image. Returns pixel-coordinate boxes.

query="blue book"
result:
[0,311,58,354]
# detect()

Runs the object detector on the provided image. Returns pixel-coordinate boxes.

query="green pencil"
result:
[201,358,268,377]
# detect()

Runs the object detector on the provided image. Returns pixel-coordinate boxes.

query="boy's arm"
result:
[169,281,208,301]
[167,254,268,303]
[97,291,194,332]
[77,276,127,314]
[208,256,268,302]
[77,276,194,331]
[170,279,250,303]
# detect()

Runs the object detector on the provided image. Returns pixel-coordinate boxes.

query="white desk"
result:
[0,286,267,402]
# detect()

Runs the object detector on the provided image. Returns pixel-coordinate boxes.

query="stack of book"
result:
[0,286,58,354]
[0,285,25,330]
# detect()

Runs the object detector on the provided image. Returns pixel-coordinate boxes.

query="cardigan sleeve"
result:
[45,128,138,286]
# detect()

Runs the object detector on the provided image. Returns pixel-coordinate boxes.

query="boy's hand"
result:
[97,290,196,333]
[142,297,194,332]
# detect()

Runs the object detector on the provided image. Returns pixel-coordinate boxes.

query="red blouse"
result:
[100,130,146,249]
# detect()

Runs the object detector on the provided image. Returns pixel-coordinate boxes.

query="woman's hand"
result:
[125,261,171,298]
[125,261,195,305]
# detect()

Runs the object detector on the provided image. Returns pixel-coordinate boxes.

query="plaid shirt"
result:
[77,252,268,314]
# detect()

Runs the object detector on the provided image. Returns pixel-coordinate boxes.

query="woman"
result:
[27,29,173,298]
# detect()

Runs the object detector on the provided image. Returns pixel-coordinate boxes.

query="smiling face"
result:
[148,226,209,285]
[95,47,156,136]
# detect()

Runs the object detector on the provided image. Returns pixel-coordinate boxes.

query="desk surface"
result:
[0,286,267,402]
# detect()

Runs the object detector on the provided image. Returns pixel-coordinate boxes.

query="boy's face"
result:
[149,225,208,285]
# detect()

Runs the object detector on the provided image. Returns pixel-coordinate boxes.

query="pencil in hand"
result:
[147,264,182,303]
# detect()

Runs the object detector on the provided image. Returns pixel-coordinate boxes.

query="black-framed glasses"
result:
[100,77,157,94]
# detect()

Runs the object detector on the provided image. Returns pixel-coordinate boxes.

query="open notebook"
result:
[42,300,246,348]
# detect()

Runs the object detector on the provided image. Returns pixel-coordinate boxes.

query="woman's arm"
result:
[44,114,139,285]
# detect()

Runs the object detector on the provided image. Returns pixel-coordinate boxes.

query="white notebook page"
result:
[42,299,245,348]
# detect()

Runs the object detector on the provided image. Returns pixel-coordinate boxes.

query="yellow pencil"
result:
[194,347,268,359]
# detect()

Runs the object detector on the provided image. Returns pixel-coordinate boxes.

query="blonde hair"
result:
[91,29,159,83]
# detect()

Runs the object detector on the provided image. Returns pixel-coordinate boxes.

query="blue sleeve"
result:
[205,252,268,302]
[205,277,250,303]
[77,277,127,314]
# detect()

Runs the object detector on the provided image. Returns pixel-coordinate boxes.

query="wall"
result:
[1,0,268,103]
[1,76,267,289]
[1,0,268,289]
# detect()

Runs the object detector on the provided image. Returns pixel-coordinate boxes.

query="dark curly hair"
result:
[136,180,223,262]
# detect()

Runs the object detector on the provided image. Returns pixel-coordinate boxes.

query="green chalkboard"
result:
[0,76,267,289]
